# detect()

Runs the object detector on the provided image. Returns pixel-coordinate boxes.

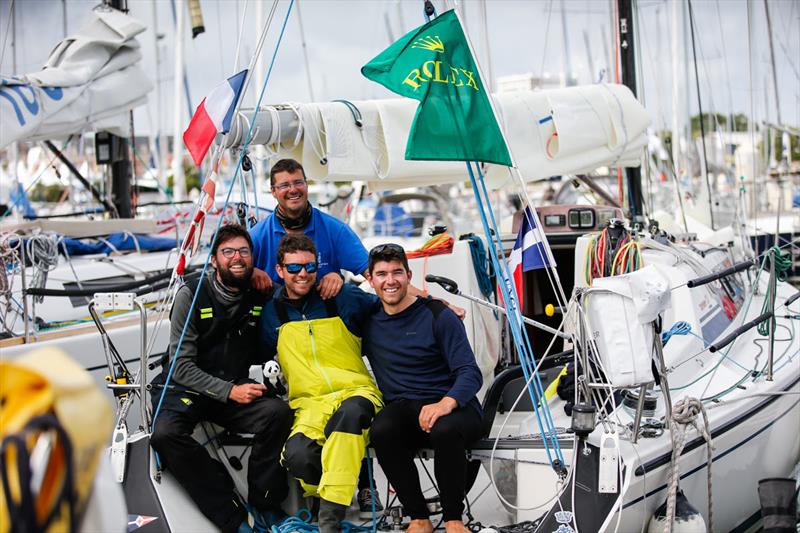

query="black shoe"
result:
[318,499,347,533]
[357,487,384,519]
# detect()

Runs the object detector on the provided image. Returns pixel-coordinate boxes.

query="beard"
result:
[217,262,253,289]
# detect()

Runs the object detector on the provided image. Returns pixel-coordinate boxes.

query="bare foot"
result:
[444,520,470,533]
[406,519,434,533]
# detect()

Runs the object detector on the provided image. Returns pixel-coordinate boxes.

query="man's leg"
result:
[151,407,246,532]
[318,395,376,507]
[427,407,484,523]
[370,400,430,521]
[281,430,323,497]
[356,456,383,518]
[214,396,293,512]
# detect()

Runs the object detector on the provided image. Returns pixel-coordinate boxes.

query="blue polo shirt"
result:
[249,206,369,284]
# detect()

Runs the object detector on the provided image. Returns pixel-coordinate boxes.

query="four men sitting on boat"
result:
[154,158,483,533]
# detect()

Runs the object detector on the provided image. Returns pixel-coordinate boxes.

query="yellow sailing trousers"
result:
[277,316,382,506]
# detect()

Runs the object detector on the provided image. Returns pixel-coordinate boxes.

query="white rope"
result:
[26,233,59,303]
[664,397,714,533]
[0,232,22,330]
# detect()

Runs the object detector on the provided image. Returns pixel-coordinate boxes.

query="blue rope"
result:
[465,162,564,468]
[365,447,377,533]
[661,321,692,345]
[269,508,372,533]
[151,0,296,447]
[473,162,564,466]
[660,320,709,347]
[464,235,493,299]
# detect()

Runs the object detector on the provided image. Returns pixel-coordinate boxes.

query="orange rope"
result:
[405,233,454,259]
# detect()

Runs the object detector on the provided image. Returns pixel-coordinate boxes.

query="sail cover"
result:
[231,84,650,191]
[0,8,153,149]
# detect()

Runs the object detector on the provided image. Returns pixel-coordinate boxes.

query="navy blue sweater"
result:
[362,297,483,415]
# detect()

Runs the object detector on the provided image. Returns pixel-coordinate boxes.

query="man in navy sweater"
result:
[363,244,483,533]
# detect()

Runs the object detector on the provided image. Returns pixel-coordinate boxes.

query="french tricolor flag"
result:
[506,206,553,310]
[183,69,248,167]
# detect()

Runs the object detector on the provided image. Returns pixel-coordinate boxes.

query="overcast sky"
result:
[1,0,798,138]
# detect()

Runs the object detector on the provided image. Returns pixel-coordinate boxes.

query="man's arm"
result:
[169,285,235,402]
[418,307,482,431]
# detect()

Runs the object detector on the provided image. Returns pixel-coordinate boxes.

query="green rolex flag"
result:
[361,10,512,167]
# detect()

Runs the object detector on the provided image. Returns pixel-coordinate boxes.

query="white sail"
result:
[0,8,153,149]
[226,83,650,190]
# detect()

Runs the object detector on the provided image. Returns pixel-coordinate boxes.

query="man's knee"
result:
[324,396,375,438]
[282,433,322,485]
[369,410,396,447]
[251,397,293,434]
[428,415,467,449]
[150,416,187,453]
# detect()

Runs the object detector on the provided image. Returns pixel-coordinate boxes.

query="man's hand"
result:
[229,383,266,404]
[418,396,458,432]
[407,284,466,321]
[317,272,344,299]
[448,303,466,320]
[251,268,273,293]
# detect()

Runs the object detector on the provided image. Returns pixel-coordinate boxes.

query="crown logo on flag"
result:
[411,35,444,53]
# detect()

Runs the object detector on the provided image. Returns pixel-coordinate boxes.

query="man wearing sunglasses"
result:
[151,225,292,533]
[248,158,369,300]
[260,234,384,533]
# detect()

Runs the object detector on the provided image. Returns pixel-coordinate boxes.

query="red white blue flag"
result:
[183,69,248,166]
[506,206,553,309]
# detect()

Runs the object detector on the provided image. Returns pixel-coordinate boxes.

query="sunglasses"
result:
[368,243,405,258]
[219,247,252,259]
[282,262,318,274]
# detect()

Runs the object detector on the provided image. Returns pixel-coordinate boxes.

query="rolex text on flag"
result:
[361,10,512,166]
[183,69,248,167]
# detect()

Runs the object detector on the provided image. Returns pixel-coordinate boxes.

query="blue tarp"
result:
[373,204,415,237]
[60,233,175,256]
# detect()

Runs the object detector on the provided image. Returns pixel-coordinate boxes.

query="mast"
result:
[670,0,682,178]
[616,0,644,222]
[763,0,781,126]
[105,0,133,218]
[171,0,187,201]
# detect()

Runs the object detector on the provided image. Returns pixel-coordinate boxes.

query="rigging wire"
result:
[686,0,715,231]
[537,0,554,80]
[151,0,291,436]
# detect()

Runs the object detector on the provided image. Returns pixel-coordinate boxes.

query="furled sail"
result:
[225,84,650,190]
[0,8,153,149]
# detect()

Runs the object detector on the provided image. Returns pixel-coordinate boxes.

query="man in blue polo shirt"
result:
[249,158,368,299]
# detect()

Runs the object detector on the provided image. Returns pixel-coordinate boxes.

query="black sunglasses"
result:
[368,243,405,258]
[282,262,318,274]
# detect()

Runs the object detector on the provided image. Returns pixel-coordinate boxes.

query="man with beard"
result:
[150,224,293,533]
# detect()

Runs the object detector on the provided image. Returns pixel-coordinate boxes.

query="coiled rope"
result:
[758,246,792,336]
[0,233,22,327]
[268,508,373,533]
[463,234,494,299]
[664,397,714,533]
[25,234,60,303]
